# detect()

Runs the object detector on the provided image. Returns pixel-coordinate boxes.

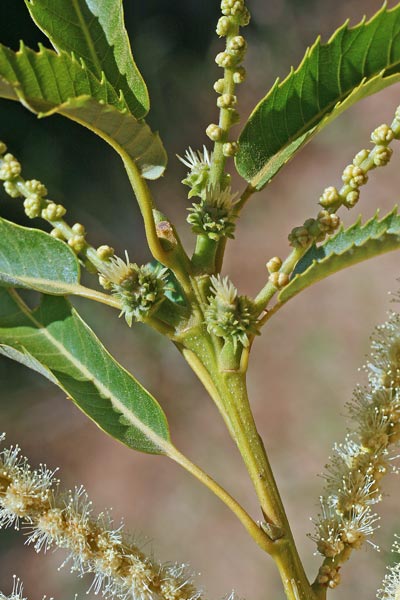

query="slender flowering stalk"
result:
[310,305,400,594]
[0,437,202,600]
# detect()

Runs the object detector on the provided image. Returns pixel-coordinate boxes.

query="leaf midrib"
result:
[71,0,102,75]
[9,289,171,453]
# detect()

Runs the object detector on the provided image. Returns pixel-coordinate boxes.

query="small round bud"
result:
[319,186,341,208]
[266,256,282,273]
[0,141,7,155]
[239,6,251,26]
[269,272,289,289]
[342,164,368,188]
[227,35,247,53]
[288,225,312,248]
[221,0,245,16]
[228,108,240,124]
[216,16,232,36]
[3,180,22,198]
[371,124,394,145]
[345,189,360,207]
[206,124,223,141]
[352,149,370,166]
[217,94,237,108]
[97,245,115,260]
[213,78,225,94]
[99,274,113,290]
[215,51,235,68]
[23,195,42,219]
[373,145,393,167]
[0,154,21,180]
[72,222,85,235]
[233,67,246,84]
[50,228,64,240]
[317,210,340,234]
[68,235,86,253]
[222,142,239,157]
[25,179,48,197]
[41,202,66,221]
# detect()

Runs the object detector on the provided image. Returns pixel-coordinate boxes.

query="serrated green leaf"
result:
[25,0,149,119]
[236,4,400,190]
[0,43,167,180]
[0,288,170,454]
[0,217,81,294]
[279,208,400,303]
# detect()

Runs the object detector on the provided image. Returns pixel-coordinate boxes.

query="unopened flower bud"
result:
[97,245,115,260]
[342,164,368,188]
[227,35,247,53]
[269,272,290,289]
[345,189,360,207]
[3,180,22,198]
[72,222,85,235]
[373,145,393,167]
[68,235,86,253]
[217,94,237,108]
[23,195,42,219]
[25,179,48,197]
[215,51,235,68]
[222,142,239,156]
[353,149,370,166]
[0,141,7,155]
[206,124,223,141]
[41,202,66,221]
[371,124,394,145]
[233,67,246,83]
[288,225,312,248]
[0,154,21,180]
[319,186,341,208]
[50,228,64,240]
[266,256,282,273]
[213,78,225,94]
[216,16,232,36]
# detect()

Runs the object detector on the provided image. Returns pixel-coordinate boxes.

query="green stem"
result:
[192,235,218,274]
[165,443,274,554]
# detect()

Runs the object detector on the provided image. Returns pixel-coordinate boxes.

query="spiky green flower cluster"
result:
[99,255,167,325]
[205,275,259,349]
[178,147,230,199]
[311,308,400,590]
[187,185,237,241]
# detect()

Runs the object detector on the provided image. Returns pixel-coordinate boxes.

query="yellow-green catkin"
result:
[311,303,400,590]
[0,436,201,600]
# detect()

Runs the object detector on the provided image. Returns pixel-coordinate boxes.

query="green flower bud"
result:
[72,222,85,235]
[319,186,341,209]
[206,124,223,141]
[23,195,42,219]
[50,228,64,240]
[373,145,393,167]
[269,272,290,289]
[97,245,115,260]
[345,189,360,207]
[352,149,370,166]
[25,179,48,198]
[216,16,233,36]
[342,164,368,188]
[0,154,21,180]
[215,51,236,68]
[41,202,66,221]
[288,225,312,248]
[371,124,394,145]
[178,146,212,198]
[3,180,22,198]
[233,67,246,84]
[205,274,259,349]
[68,235,86,253]
[266,256,282,273]
[0,141,7,155]
[227,35,246,53]
[217,94,237,108]
[222,141,239,157]
[213,78,225,94]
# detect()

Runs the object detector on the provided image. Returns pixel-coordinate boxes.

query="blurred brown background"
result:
[1,0,400,598]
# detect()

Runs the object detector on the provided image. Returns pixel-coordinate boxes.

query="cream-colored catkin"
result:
[377,536,400,599]
[311,306,400,590]
[0,438,201,600]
